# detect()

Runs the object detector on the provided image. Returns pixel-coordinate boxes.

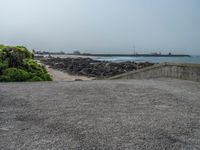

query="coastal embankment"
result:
[110,63,200,82]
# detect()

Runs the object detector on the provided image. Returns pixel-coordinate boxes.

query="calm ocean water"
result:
[49,55,200,64]
[95,56,200,64]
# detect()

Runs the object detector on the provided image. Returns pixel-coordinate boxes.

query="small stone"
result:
[0,128,9,131]
[75,79,83,81]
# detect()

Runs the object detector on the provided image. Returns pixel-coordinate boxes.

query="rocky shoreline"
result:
[40,57,154,79]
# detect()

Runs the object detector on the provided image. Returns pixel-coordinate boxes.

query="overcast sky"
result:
[0,0,200,54]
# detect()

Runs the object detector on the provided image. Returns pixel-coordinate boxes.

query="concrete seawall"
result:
[110,63,200,82]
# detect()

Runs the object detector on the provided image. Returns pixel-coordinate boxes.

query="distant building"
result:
[73,51,81,55]
[151,52,160,55]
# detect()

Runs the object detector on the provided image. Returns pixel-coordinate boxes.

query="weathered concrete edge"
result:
[109,63,166,79]
[109,63,200,82]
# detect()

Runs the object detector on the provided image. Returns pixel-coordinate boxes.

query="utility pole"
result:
[133,44,136,56]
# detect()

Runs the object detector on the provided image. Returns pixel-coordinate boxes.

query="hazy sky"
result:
[0,0,200,54]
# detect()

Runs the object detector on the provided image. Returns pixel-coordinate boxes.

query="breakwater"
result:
[78,54,190,57]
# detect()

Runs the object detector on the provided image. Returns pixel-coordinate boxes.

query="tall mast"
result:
[133,44,136,55]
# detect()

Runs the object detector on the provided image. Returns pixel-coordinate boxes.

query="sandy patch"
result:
[45,65,93,81]
[37,60,93,81]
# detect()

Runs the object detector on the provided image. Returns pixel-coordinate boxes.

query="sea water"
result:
[48,54,200,64]
[95,55,200,64]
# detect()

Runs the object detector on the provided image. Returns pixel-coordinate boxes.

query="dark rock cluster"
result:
[40,57,154,79]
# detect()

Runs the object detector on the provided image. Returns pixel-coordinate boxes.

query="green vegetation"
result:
[0,45,52,82]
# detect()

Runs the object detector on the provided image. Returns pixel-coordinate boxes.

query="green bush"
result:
[0,62,8,74]
[3,68,30,82]
[0,46,33,67]
[29,76,43,81]
[23,59,52,81]
[0,75,11,82]
[0,45,52,82]
[0,46,4,61]
[16,46,33,59]
[0,45,5,49]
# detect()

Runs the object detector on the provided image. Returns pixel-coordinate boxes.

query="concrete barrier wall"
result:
[110,63,200,82]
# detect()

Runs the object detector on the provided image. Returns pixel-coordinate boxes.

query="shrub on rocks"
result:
[0,75,11,82]
[0,45,52,82]
[3,68,30,82]
[29,76,43,82]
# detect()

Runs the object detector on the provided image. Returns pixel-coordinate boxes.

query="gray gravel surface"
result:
[0,78,200,150]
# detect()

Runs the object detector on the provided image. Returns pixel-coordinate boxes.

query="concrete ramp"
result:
[110,63,200,82]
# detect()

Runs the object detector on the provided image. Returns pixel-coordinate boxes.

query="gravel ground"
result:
[0,78,200,150]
